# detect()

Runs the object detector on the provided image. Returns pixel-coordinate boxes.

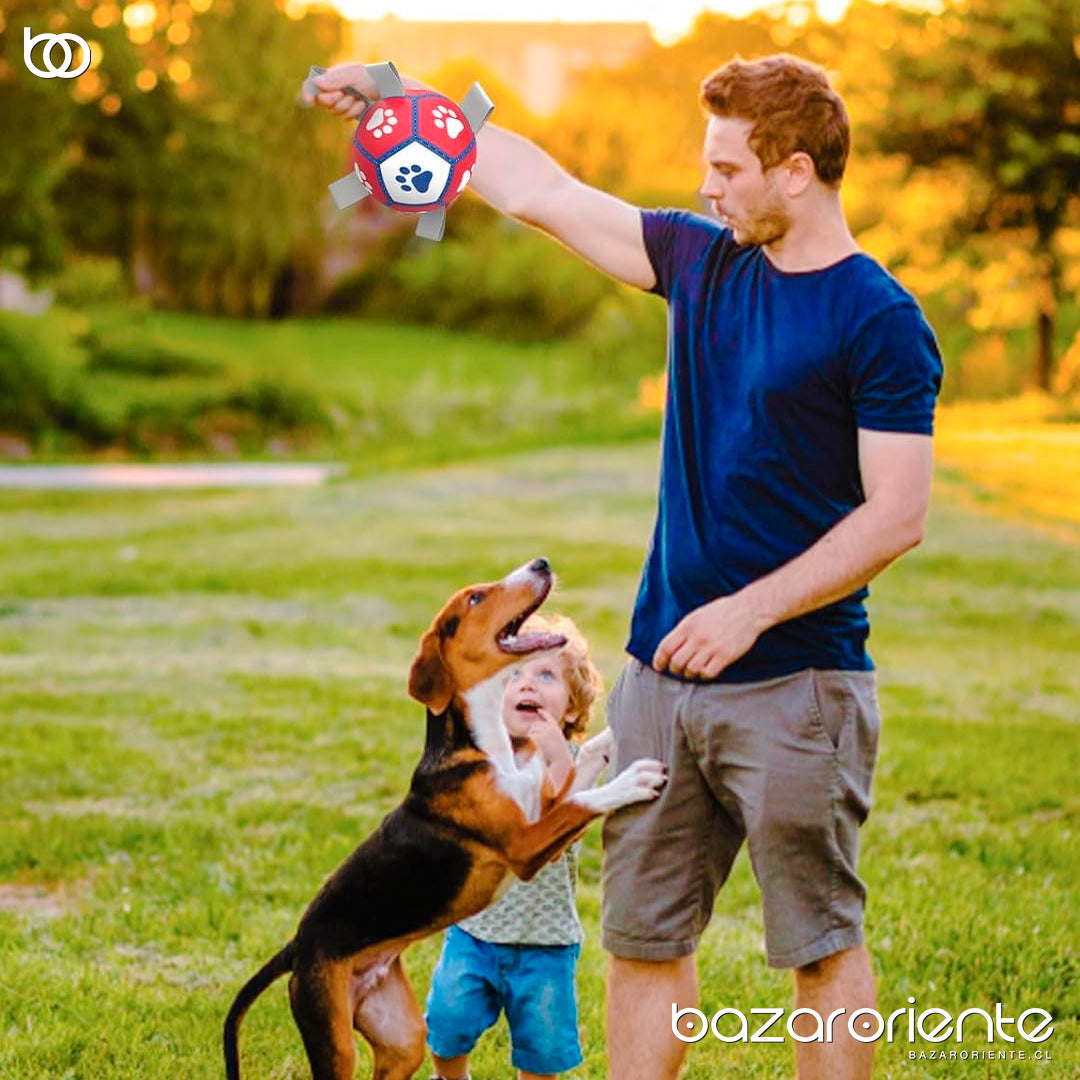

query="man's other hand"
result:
[306,63,379,120]
[652,592,767,680]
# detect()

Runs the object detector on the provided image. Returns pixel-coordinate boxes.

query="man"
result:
[310,54,942,1080]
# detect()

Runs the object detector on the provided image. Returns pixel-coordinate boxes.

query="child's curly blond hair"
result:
[519,612,604,742]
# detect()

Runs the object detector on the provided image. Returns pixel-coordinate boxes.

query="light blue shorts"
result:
[425,925,583,1074]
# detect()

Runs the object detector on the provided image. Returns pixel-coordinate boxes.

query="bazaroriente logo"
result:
[23,27,92,79]
[673,999,1054,1047]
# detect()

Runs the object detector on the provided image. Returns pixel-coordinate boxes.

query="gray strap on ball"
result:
[329,171,372,210]
[415,208,446,242]
[459,82,494,133]
[366,61,404,98]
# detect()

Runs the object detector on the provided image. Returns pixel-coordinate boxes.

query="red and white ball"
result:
[350,89,477,214]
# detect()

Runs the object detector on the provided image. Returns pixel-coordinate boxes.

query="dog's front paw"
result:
[569,755,667,813]
[616,756,667,804]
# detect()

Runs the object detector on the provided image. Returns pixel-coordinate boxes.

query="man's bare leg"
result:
[792,945,877,1080]
[606,955,696,1080]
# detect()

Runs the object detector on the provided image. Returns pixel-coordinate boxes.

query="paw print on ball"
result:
[395,164,434,194]
[377,143,452,207]
[432,104,465,139]
[365,106,399,138]
[352,163,373,193]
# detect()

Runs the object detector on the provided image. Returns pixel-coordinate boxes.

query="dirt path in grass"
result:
[0,463,345,490]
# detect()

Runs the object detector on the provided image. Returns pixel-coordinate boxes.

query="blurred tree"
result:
[422,57,539,140]
[865,0,1080,390]
[0,0,79,279]
[540,9,834,203]
[129,0,344,315]
[2,0,345,316]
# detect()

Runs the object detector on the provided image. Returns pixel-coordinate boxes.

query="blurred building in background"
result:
[344,17,653,116]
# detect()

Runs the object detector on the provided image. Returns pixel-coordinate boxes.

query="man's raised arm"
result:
[307,63,656,291]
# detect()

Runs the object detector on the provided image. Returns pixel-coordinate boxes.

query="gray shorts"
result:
[601,660,880,969]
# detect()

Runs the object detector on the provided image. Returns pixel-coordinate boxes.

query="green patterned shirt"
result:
[458,842,583,946]
[460,745,584,946]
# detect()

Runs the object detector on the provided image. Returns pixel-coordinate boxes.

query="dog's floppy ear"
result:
[408,629,454,714]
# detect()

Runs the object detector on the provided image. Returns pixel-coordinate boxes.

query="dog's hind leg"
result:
[289,965,358,1080]
[353,956,427,1080]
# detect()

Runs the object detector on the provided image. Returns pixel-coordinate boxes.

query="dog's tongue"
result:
[499,630,567,655]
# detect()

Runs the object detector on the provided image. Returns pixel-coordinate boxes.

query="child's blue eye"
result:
[538,670,556,680]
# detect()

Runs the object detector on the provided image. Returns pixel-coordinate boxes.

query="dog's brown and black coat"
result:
[223,558,665,1080]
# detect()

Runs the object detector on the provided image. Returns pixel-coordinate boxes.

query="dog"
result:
[223,557,666,1080]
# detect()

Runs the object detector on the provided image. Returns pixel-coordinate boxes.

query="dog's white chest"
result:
[493,752,544,822]
[464,678,546,822]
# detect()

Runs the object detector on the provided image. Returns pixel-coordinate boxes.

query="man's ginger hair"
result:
[699,54,850,187]
[519,612,603,742]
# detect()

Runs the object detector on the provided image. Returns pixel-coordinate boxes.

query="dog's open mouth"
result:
[496,580,566,655]
[497,626,567,655]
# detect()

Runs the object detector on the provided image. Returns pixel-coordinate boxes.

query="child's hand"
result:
[579,728,614,766]
[571,728,614,792]
[528,712,574,772]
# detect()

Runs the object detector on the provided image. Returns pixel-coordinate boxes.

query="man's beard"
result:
[731,183,791,247]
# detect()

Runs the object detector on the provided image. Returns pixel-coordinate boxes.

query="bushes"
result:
[323,206,668,379]
[48,256,129,308]
[0,311,332,457]
[578,286,667,379]
[86,332,225,379]
[1053,330,1080,399]
[0,312,113,448]
[122,380,333,454]
[324,207,616,342]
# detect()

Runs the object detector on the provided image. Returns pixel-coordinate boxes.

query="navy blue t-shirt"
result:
[628,209,943,682]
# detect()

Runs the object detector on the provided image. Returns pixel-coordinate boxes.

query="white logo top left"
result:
[24,27,92,79]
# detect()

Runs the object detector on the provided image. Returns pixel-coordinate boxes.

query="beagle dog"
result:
[224,557,665,1080]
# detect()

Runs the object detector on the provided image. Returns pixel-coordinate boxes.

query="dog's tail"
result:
[223,940,296,1080]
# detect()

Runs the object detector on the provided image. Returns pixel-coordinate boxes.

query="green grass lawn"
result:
[0,443,1076,1079]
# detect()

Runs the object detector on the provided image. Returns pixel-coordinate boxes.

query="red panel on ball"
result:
[444,147,478,204]
[415,94,476,162]
[350,88,479,212]
[353,94,415,161]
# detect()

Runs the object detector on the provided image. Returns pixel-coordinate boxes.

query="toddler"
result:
[425,612,612,1080]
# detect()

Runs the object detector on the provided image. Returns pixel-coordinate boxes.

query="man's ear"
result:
[408,630,453,714]
[785,150,814,196]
